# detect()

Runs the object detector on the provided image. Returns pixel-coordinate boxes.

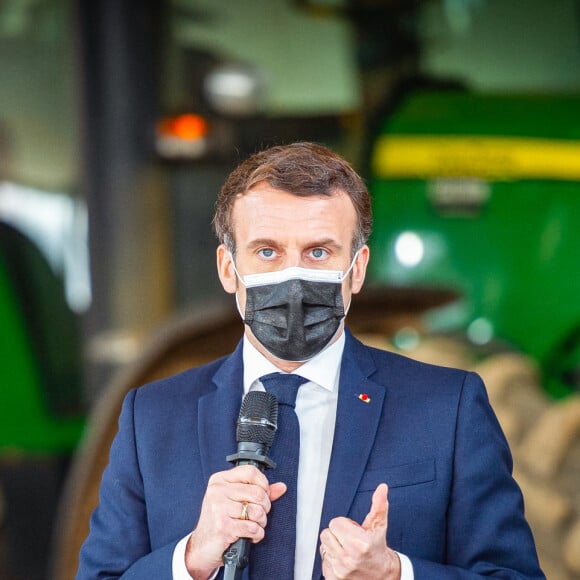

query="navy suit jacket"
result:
[77,329,544,579]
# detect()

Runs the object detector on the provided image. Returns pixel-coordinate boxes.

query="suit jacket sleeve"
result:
[409,371,544,579]
[76,389,176,580]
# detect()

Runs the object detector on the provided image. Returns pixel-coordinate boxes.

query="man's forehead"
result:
[232,184,352,208]
[228,186,353,242]
[232,190,353,224]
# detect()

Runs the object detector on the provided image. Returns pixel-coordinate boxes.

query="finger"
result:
[225,518,266,545]
[319,542,333,578]
[361,483,389,531]
[319,528,347,579]
[230,501,268,528]
[268,482,287,502]
[328,515,362,539]
[222,465,271,491]
[224,483,272,510]
[320,525,345,553]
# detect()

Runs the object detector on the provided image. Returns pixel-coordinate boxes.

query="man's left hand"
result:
[319,483,401,580]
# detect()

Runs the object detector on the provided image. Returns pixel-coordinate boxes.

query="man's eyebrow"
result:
[246,238,281,250]
[245,238,344,250]
[308,238,343,249]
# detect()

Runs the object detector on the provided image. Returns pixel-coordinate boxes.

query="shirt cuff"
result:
[172,534,220,580]
[397,552,414,580]
[173,535,411,580]
[172,534,193,580]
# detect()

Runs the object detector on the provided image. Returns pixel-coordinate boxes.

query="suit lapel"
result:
[312,331,386,578]
[198,340,245,482]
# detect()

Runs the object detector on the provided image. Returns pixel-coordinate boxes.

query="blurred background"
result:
[0,0,579,578]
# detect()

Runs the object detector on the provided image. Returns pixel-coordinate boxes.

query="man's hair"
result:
[213,142,372,255]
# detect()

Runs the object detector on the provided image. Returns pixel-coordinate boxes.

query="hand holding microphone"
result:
[184,392,283,579]
[223,391,280,572]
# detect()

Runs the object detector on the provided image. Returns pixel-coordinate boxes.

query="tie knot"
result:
[260,373,308,407]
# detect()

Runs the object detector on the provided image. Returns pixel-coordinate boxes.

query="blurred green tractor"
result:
[0,222,84,578]
[367,90,580,399]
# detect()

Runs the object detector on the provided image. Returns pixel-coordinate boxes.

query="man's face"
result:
[217,182,369,366]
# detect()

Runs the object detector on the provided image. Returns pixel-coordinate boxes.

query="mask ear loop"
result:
[340,249,360,316]
[339,249,360,282]
[228,253,248,318]
[229,252,247,287]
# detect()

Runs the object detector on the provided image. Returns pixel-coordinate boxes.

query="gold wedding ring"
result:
[240,502,249,521]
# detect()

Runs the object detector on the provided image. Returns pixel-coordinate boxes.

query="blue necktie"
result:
[250,373,308,579]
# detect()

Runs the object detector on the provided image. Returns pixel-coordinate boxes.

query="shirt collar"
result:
[242,331,345,394]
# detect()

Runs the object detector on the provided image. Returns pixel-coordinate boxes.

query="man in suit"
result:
[77,142,544,579]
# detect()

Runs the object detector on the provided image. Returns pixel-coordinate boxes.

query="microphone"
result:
[223,391,278,575]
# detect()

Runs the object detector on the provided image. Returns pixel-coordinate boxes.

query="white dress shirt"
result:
[172,332,414,579]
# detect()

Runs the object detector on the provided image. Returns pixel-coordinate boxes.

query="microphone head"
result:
[237,391,278,447]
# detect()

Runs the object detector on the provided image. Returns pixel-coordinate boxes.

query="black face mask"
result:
[232,259,354,362]
[243,276,346,361]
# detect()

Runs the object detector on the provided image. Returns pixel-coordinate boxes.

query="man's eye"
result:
[258,248,276,259]
[310,248,328,259]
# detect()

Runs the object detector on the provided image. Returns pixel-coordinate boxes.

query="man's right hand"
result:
[184,465,287,579]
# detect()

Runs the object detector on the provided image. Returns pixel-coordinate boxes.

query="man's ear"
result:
[216,244,237,294]
[351,244,370,295]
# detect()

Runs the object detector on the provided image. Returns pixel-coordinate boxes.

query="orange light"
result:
[158,114,208,140]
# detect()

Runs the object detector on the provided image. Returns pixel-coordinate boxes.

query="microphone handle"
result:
[223,538,251,579]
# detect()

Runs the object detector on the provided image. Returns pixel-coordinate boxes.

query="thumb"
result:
[269,482,287,502]
[362,483,389,531]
